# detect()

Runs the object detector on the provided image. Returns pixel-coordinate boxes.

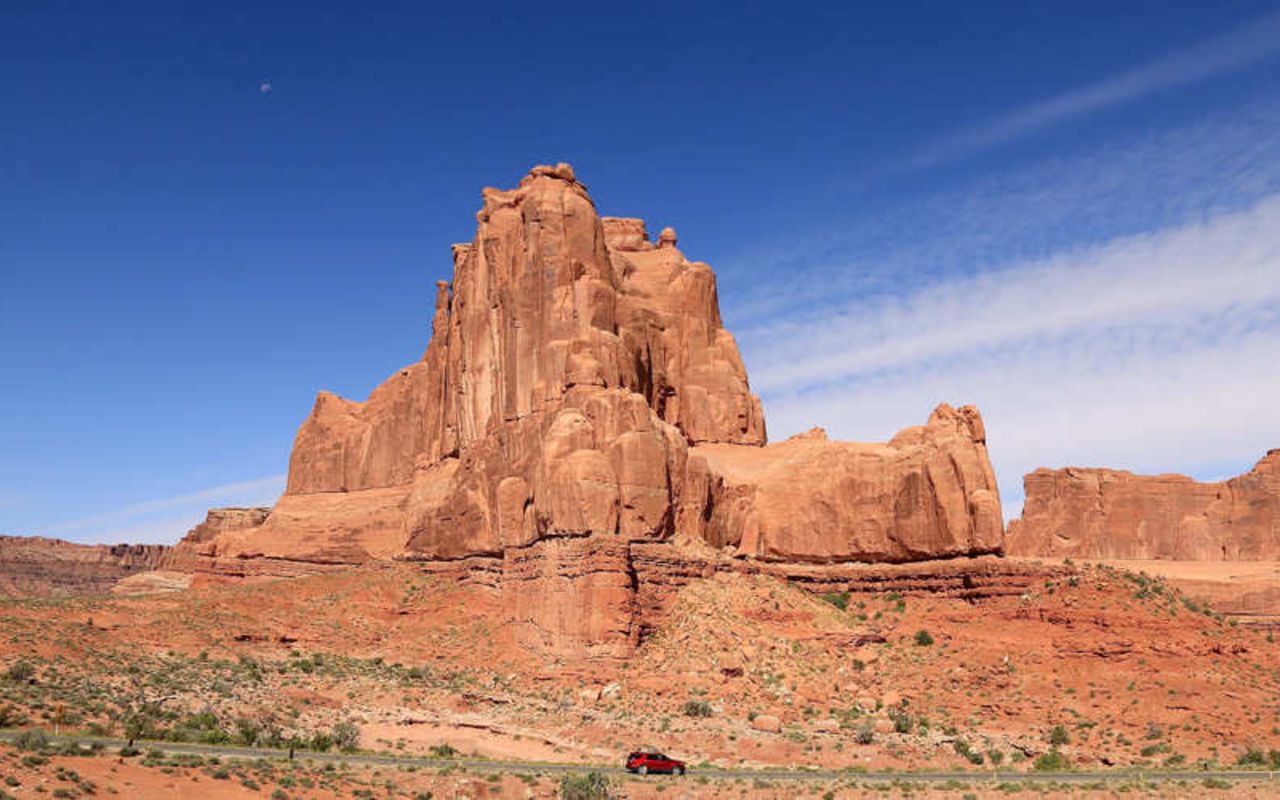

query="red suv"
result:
[625,751,686,775]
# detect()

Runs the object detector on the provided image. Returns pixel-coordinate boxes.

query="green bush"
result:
[682,700,713,718]
[1237,747,1266,766]
[233,717,260,746]
[332,720,360,752]
[4,662,34,683]
[309,732,333,752]
[854,722,874,745]
[1033,748,1070,771]
[952,739,984,766]
[1048,725,1070,746]
[914,630,934,647]
[14,728,49,751]
[429,743,457,759]
[819,592,850,611]
[888,708,913,734]
[560,771,611,800]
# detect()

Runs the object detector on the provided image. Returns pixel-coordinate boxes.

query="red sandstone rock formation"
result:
[0,536,169,597]
[177,507,270,547]
[1006,450,1280,560]
[181,164,1003,656]
[682,406,1003,563]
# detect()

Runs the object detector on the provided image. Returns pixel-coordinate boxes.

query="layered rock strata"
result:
[180,164,1005,656]
[1007,451,1280,560]
[0,536,170,597]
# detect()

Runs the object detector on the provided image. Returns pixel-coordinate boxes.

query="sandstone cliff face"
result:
[683,405,1003,563]
[184,164,1003,656]
[176,507,270,547]
[0,536,170,597]
[1006,450,1280,560]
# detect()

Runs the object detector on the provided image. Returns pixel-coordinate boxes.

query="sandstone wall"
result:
[1006,450,1280,560]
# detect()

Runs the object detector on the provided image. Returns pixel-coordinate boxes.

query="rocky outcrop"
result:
[184,164,1004,656]
[175,507,270,547]
[0,536,170,597]
[1007,450,1280,560]
[681,406,1003,563]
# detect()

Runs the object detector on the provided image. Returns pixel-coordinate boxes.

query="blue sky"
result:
[3,2,1279,543]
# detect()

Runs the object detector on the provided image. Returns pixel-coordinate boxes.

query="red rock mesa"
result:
[1007,450,1280,560]
[178,164,1004,655]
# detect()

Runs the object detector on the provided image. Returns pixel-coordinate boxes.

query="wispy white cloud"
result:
[908,8,1280,168]
[48,475,285,544]
[746,194,1280,518]
[723,95,1280,328]
[748,195,1280,397]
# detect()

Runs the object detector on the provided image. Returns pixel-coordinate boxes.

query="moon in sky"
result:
[259,81,272,95]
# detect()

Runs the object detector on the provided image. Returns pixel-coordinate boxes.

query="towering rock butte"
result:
[182,164,1003,656]
[1006,450,1280,560]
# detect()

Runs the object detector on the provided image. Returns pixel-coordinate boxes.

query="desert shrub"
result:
[683,699,713,718]
[332,720,360,752]
[5,662,34,683]
[1033,748,1069,771]
[560,771,611,800]
[888,707,913,734]
[952,739,984,766]
[1048,725,1070,746]
[429,743,457,758]
[0,706,24,727]
[14,728,49,751]
[854,722,874,745]
[308,732,333,752]
[914,630,934,647]
[233,717,260,746]
[819,592,850,611]
[1237,747,1267,766]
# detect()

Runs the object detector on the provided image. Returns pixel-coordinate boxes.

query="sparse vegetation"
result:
[1048,724,1070,746]
[818,592,850,611]
[683,699,713,718]
[559,771,611,800]
[1033,748,1070,771]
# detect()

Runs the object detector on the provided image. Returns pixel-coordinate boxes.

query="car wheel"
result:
[638,765,647,775]
[675,766,685,776]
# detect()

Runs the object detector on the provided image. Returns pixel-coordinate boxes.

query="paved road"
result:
[2,731,1276,785]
